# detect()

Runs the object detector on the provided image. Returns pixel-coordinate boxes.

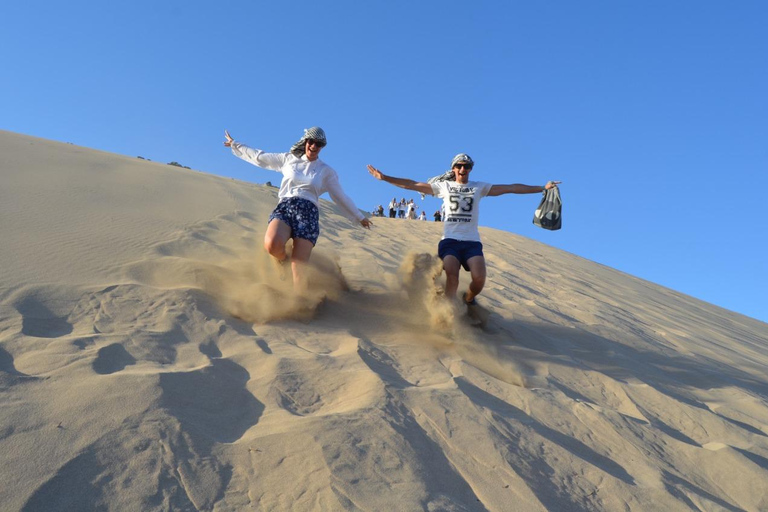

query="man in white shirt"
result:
[367,154,559,307]
[388,198,398,218]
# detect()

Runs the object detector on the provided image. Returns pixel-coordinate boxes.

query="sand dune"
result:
[1,130,767,511]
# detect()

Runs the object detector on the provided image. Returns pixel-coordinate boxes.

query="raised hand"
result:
[223,130,234,147]
[367,164,384,180]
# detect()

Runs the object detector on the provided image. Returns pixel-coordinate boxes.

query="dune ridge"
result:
[1,130,767,511]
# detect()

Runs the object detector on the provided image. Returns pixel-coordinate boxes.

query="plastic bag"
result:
[533,186,562,231]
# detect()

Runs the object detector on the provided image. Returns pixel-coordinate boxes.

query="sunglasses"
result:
[453,163,473,170]
[307,139,326,148]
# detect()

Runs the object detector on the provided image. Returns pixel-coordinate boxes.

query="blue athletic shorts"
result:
[268,197,320,246]
[438,238,484,271]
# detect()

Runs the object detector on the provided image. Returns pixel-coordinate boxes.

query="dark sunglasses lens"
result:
[455,163,472,169]
[308,139,325,147]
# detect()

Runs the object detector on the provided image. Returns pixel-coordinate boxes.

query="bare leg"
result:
[264,219,315,289]
[442,255,462,299]
[463,255,486,303]
[290,238,315,291]
[264,218,291,262]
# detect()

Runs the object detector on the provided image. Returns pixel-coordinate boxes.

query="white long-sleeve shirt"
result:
[231,142,365,223]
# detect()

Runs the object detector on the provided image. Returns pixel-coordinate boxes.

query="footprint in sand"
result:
[0,345,29,377]
[92,343,137,375]
[269,355,382,417]
[159,359,264,443]
[16,296,73,339]
[356,339,414,389]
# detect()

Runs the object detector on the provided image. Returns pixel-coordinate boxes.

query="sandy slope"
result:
[1,130,767,511]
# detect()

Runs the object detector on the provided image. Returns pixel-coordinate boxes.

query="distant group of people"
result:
[224,126,559,311]
[371,198,424,220]
[371,199,447,223]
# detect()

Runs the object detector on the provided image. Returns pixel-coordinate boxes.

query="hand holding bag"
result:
[533,186,562,231]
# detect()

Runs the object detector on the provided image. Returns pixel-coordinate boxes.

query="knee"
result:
[472,271,486,285]
[264,235,284,258]
[444,268,460,285]
[470,272,486,290]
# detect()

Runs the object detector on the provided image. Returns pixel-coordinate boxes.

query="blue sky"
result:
[2,1,766,323]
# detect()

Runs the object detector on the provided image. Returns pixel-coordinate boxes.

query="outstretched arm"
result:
[367,165,434,196]
[325,172,372,229]
[488,181,561,197]
[224,130,286,171]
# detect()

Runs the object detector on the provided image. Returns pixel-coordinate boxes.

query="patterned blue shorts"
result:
[269,197,320,245]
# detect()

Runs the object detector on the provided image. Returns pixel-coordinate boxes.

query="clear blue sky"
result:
[2,1,766,323]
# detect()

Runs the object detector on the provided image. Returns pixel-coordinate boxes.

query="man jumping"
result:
[367,153,559,309]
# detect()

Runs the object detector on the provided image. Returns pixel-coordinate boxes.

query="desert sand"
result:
[1,129,767,511]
